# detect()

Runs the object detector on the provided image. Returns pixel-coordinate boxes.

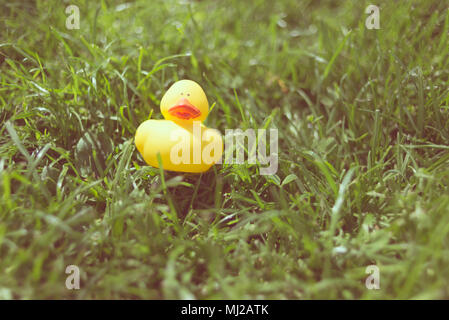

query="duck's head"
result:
[160,79,209,124]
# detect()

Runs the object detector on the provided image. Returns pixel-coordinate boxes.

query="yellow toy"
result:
[135,80,223,173]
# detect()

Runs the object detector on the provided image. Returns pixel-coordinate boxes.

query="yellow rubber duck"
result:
[135,79,223,173]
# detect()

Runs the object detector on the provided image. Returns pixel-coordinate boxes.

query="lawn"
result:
[1,0,449,299]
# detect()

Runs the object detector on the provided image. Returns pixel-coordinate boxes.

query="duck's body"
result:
[135,80,223,173]
[135,119,222,173]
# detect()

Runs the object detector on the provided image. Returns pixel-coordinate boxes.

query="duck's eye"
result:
[187,93,190,97]
[181,93,183,95]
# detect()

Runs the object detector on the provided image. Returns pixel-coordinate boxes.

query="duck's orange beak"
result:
[168,98,201,120]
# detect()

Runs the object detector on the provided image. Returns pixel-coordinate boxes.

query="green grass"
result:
[1,0,449,299]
